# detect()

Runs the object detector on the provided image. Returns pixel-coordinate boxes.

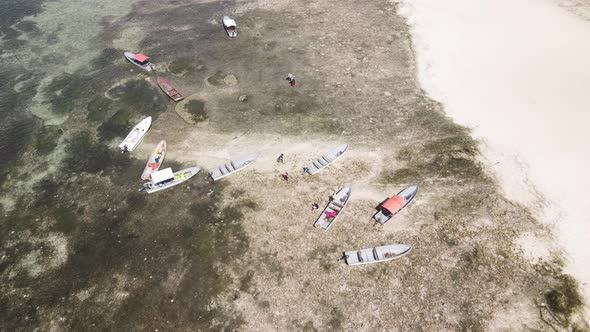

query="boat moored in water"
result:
[119,117,152,153]
[141,167,200,194]
[156,77,184,102]
[141,140,167,180]
[124,52,155,71]
[223,16,237,37]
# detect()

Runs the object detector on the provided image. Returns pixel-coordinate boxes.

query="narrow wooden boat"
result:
[344,244,412,266]
[140,167,200,194]
[314,187,352,231]
[373,185,418,225]
[208,154,257,181]
[223,16,237,37]
[119,117,152,153]
[141,140,167,180]
[304,144,348,175]
[156,77,184,102]
[124,52,155,71]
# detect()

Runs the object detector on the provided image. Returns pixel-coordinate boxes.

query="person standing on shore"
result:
[282,172,289,183]
[277,153,284,163]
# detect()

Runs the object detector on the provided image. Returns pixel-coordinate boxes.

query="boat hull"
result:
[119,117,152,153]
[374,185,418,225]
[156,77,184,102]
[305,144,348,175]
[344,244,412,266]
[144,167,200,193]
[124,52,155,71]
[209,154,257,181]
[314,187,352,231]
[141,140,167,180]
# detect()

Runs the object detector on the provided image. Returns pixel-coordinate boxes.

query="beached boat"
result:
[141,167,200,194]
[344,244,412,266]
[124,52,155,71]
[119,116,152,153]
[141,140,167,180]
[223,16,237,37]
[314,187,352,231]
[373,185,418,225]
[156,77,184,102]
[304,144,348,175]
[208,154,257,181]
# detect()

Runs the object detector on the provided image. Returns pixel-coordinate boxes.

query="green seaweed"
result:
[86,96,113,122]
[184,100,208,123]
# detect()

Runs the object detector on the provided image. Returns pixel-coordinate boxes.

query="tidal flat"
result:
[0,0,587,330]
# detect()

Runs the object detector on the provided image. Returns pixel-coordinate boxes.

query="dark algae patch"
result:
[184,99,208,122]
[31,125,63,155]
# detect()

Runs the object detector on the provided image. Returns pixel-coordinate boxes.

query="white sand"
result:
[399,0,590,316]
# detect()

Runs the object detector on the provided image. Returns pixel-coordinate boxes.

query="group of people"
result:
[276,152,337,221]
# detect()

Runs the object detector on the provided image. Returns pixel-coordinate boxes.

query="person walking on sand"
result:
[282,172,289,183]
[277,153,284,163]
[311,203,319,210]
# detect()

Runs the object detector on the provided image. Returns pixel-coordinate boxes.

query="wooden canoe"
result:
[156,77,184,102]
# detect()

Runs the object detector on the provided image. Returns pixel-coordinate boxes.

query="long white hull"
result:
[209,154,257,181]
[344,244,412,266]
[144,167,200,193]
[305,144,348,175]
[119,117,152,152]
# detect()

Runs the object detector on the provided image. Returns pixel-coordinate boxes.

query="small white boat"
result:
[124,52,155,71]
[208,154,257,181]
[141,167,200,194]
[374,185,418,225]
[223,16,237,37]
[141,140,167,180]
[119,116,152,153]
[304,144,348,175]
[314,187,352,231]
[344,244,412,266]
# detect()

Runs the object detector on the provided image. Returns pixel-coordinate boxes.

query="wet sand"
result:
[0,0,588,330]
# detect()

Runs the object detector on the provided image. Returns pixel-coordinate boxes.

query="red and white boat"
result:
[156,77,184,102]
[373,185,418,225]
[124,52,155,71]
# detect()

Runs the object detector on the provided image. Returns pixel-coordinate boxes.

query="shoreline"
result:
[399,0,590,318]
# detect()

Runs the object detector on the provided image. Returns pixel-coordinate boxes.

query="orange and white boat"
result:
[156,77,184,102]
[141,140,167,180]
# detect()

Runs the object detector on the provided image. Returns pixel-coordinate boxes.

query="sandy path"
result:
[399,0,590,317]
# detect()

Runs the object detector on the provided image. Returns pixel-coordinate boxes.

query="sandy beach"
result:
[399,0,590,318]
[0,0,588,330]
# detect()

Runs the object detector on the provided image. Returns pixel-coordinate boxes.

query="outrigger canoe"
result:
[223,16,237,37]
[141,140,167,180]
[314,187,352,231]
[119,117,152,154]
[344,244,412,266]
[141,167,200,194]
[124,52,155,71]
[208,154,257,181]
[156,77,184,102]
[304,144,348,175]
[373,185,418,225]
